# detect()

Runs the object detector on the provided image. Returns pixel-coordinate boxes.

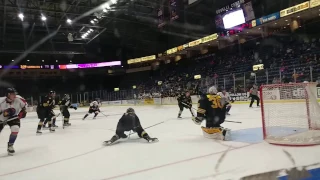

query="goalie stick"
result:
[188,105,242,124]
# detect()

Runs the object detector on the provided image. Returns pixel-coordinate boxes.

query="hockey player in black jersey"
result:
[58,94,77,128]
[82,101,100,120]
[104,108,158,146]
[192,86,229,140]
[36,91,57,134]
[177,91,194,118]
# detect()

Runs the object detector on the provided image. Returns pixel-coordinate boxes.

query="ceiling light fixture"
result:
[41,15,47,21]
[67,19,72,24]
[18,13,24,21]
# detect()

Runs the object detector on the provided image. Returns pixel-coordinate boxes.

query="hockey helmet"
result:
[49,90,56,97]
[6,87,17,96]
[63,94,70,100]
[208,86,218,95]
[5,87,17,101]
[126,108,135,114]
[92,101,98,105]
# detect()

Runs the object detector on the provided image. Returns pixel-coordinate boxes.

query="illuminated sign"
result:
[216,0,245,14]
[251,12,280,27]
[4,66,19,69]
[253,64,264,71]
[188,39,202,47]
[280,2,309,17]
[59,61,121,69]
[310,0,320,7]
[201,33,218,43]
[177,45,184,51]
[127,55,156,64]
[114,88,119,91]
[166,47,177,55]
[20,65,41,69]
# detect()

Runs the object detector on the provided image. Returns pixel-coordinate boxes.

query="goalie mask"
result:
[208,86,218,95]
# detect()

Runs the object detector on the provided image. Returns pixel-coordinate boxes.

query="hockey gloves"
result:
[192,116,203,125]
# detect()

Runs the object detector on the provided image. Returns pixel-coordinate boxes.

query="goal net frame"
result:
[260,83,320,146]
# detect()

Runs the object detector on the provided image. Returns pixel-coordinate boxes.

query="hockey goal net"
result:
[260,83,320,146]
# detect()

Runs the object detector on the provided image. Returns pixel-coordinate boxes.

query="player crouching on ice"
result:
[192,86,230,140]
[83,101,100,120]
[217,88,232,115]
[0,88,27,155]
[103,108,158,146]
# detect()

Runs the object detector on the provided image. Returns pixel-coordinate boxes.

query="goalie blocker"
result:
[193,86,231,140]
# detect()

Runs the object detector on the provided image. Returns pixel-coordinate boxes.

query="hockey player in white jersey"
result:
[82,101,100,120]
[217,88,232,115]
[0,88,27,155]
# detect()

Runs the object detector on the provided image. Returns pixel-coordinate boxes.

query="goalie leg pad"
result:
[201,126,226,140]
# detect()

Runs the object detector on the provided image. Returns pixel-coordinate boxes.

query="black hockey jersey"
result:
[58,98,75,111]
[38,95,55,110]
[117,113,142,131]
[197,94,224,119]
[177,94,192,105]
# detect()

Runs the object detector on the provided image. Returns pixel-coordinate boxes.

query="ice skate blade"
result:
[103,141,118,146]
[148,139,159,143]
[7,152,14,156]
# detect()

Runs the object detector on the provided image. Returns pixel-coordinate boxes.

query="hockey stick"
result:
[100,112,109,118]
[0,116,19,125]
[188,106,242,124]
[128,121,164,136]
[181,102,195,116]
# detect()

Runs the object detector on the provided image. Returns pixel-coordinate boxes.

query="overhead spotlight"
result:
[70,60,72,63]
[56,60,58,62]
[66,19,72,24]
[41,15,47,21]
[93,18,98,21]
[12,60,14,62]
[27,60,30,62]
[89,28,93,32]
[103,8,107,12]
[90,20,95,24]
[111,0,117,4]
[18,13,24,21]
[81,35,86,39]
[42,60,44,62]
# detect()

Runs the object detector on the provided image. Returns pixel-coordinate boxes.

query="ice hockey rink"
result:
[0,104,319,180]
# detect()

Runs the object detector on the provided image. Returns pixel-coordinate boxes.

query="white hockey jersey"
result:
[217,92,231,104]
[0,97,27,122]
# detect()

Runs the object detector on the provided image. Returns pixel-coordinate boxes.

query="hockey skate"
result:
[7,143,15,155]
[49,127,55,133]
[144,136,159,143]
[36,130,42,135]
[103,135,120,146]
[63,122,71,129]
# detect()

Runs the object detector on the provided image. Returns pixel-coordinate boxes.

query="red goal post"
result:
[260,83,320,146]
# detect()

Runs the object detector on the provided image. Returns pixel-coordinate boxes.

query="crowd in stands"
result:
[127,35,320,99]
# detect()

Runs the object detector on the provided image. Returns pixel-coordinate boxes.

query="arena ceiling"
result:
[0,0,305,65]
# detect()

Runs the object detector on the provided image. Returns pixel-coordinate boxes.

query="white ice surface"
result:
[0,104,319,180]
